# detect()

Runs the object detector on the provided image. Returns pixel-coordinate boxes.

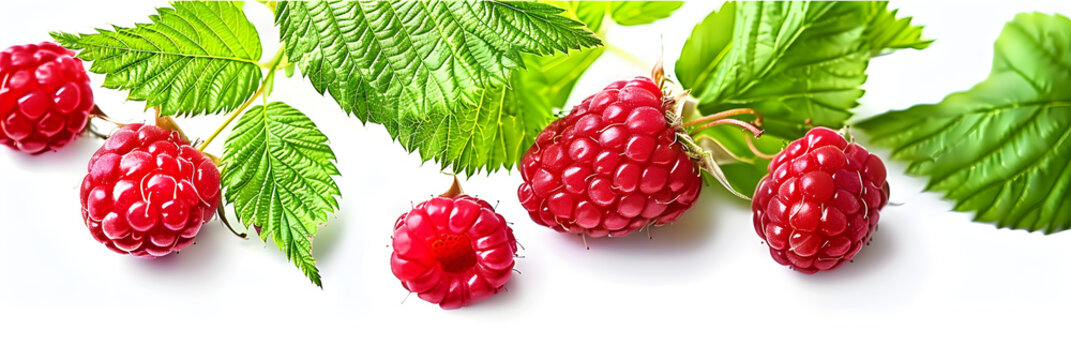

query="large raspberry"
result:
[0,42,93,154]
[752,127,890,273]
[517,76,702,238]
[391,193,518,309]
[80,123,220,257]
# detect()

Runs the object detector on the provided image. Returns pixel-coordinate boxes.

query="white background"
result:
[2,1,1070,358]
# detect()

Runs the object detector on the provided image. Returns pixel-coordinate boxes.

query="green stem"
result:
[198,48,286,152]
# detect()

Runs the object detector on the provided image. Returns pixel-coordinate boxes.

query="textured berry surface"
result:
[80,124,220,257]
[517,77,702,238]
[391,195,517,310]
[0,42,93,154]
[752,127,890,273]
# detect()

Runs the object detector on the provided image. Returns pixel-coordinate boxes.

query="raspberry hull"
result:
[80,124,220,257]
[0,42,93,154]
[517,77,702,238]
[391,195,518,309]
[752,127,889,273]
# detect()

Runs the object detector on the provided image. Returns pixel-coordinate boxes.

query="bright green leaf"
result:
[275,0,601,124]
[609,1,685,26]
[51,1,262,117]
[221,102,342,286]
[862,2,933,53]
[675,2,735,95]
[855,13,1071,234]
[383,0,610,176]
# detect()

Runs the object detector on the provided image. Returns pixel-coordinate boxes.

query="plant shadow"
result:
[132,220,227,278]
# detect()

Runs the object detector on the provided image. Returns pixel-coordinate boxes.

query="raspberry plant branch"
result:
[196,48,284,153]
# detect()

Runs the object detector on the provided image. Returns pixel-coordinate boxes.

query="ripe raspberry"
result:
[80,123,221,257]
[391,191,518,310]
[0,42,94,154]
[517,76,703,238]
[752,127,890,273]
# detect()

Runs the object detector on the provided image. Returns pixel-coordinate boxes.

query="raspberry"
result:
[517,76,703,238]
[0,42,94,154]
[79,123,221,257]
[391,189,518,310]
[751,127,890,273]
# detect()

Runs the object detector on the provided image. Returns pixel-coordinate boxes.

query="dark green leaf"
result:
[855,13,1071,234]
[675,1,930,195]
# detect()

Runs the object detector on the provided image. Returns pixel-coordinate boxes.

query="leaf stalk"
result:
[197,48,287,152]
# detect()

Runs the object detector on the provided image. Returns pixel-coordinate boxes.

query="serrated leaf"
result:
[51,1,262,117]
[862,2,933,52]
[608,1,685,26]
[221,102,341,286]
[675,1,930,195]
[378,0,615,176]
[855,13,1071,234]
[276,0,601,124]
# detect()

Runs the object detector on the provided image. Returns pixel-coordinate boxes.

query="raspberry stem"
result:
[197,85,264,152]
[441,176,464,198]
[683,108,765,137]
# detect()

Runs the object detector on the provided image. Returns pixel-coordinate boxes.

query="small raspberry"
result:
[0,42,94,154]
[391,191,518,310]
[80,123,221,257]
[517,76,703,238]
[752,127,890,273]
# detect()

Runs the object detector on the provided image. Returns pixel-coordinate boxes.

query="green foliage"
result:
[51,1,262,117]
[275,0,608,175]
[856,13,1071,234]
[221,102,342,286]
[397,1,617,175]
[675,1,930,195]
[418,0,685,175]
[608,1,685,26]
[275,0,600,120]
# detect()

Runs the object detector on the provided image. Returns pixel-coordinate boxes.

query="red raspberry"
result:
[80,123,221,257]
[752,127,890,273]
[0,42,93,154]
[391,194,518,309]
[517,76,702,238]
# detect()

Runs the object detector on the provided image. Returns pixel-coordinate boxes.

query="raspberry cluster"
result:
[80,124,220,257]
[0,42,93,154]
[517,77,702,238]
[752,127,889,273]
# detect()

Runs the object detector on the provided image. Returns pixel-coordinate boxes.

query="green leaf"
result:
[675,1,930,195]
[375,0,614,176]
[862,2,934,53]
[855,13,1071,234]
[675,2,735,96]
[51,1,262,117]
[275,0,601,123]
[608,1,685,26]
[221,102,342,286]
